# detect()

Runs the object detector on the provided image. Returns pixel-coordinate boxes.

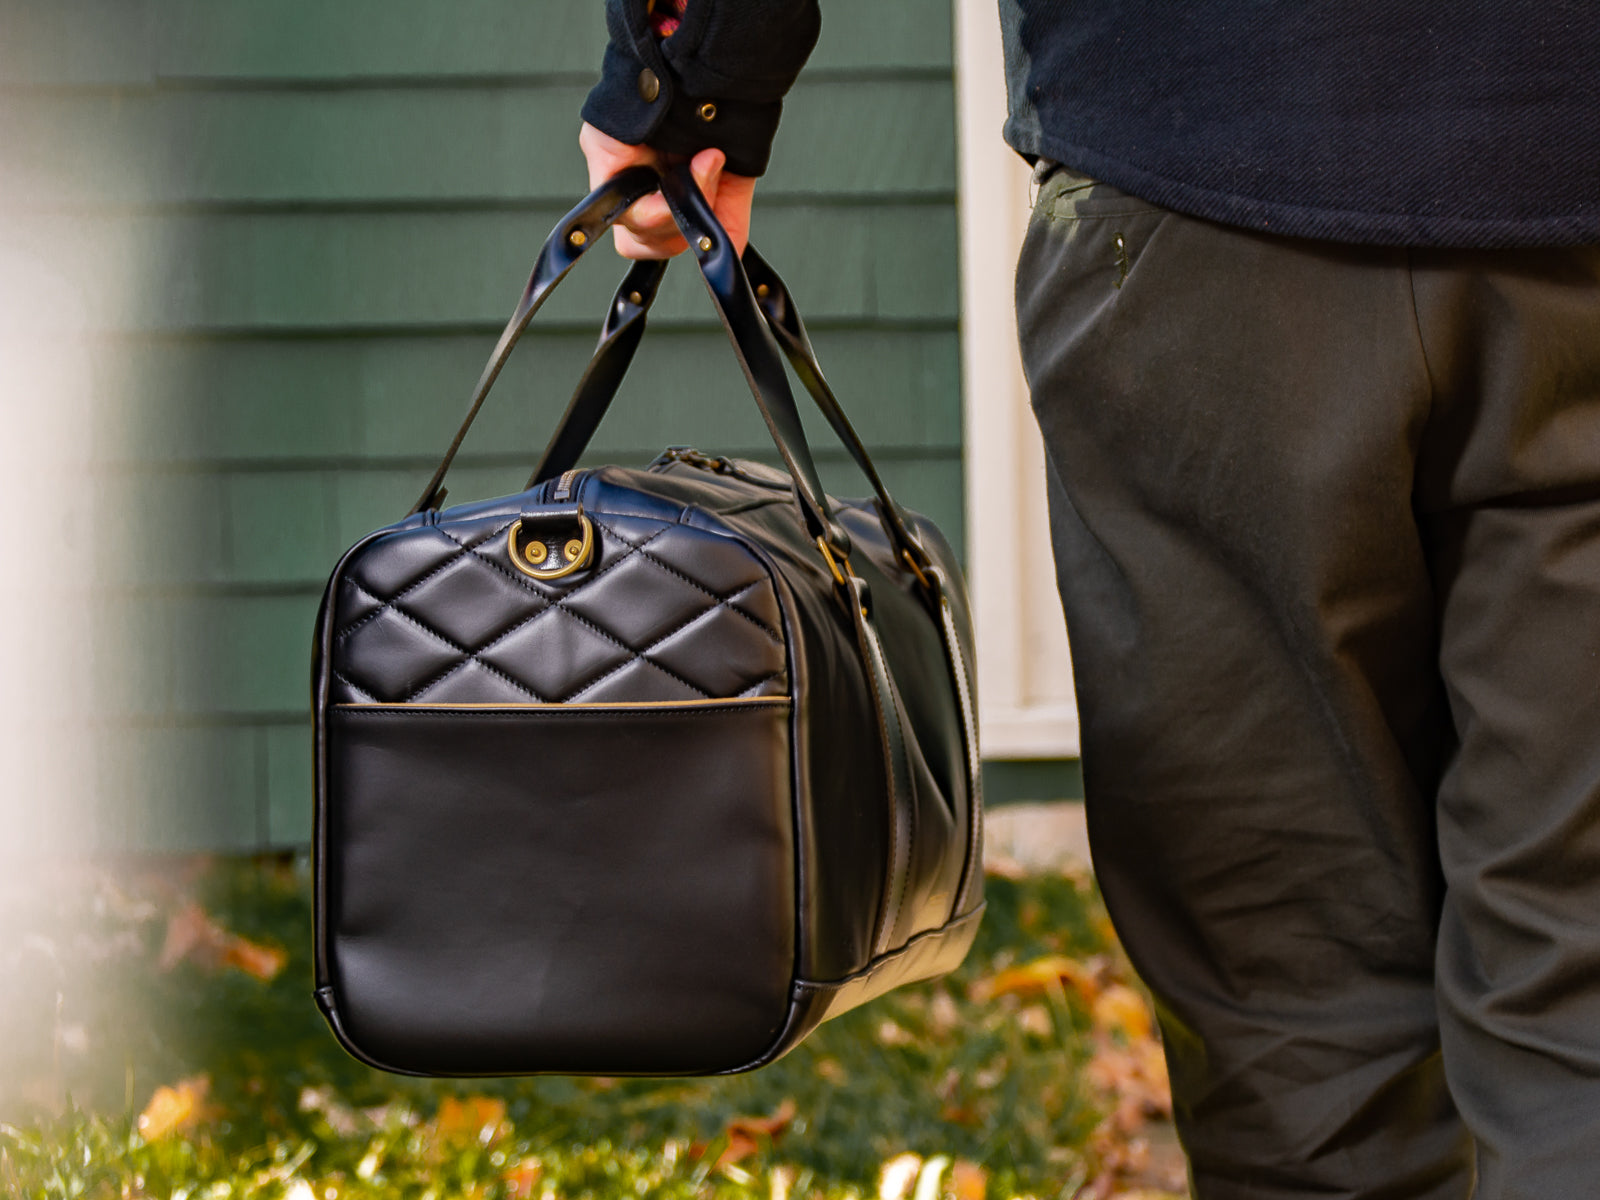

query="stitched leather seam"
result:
[431,521,674,658]
[337,515,786,705]
[331,670,379,703]
[565,651,712,702]
[376,607,548,703]
[430,523,720,699]
[435,520,786,701]
[736,669,787,698]
[552,588,789,701]
[590,515,784,645]
[333,522,514,642]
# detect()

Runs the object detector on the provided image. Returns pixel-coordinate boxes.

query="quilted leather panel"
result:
[330,506,788,705]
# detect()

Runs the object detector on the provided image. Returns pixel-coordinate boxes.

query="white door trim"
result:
[953,0,1081,758]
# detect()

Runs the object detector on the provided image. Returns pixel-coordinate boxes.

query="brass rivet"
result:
[755,284,770,298]
[637,68,660,103]
[697,236,713,252]
[568,229,588,248]
[563,539,584,562]
[628,291,643,305]
[697,102,717,122]
[524,541,548,564]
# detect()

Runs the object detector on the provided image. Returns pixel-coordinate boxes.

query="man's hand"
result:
[579,122,757,259]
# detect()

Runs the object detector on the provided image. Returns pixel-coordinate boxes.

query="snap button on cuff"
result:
[637,68,660,103]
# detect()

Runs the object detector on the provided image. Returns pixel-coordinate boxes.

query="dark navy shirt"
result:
[587,0,1600,247]
[998,0,1600,246]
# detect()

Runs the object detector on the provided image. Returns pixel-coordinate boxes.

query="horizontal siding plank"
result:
[1,81,954,206]
[173,593,319,716]
[0,1,156,87]
[118,329,961,463]
[266,722,312,847]
[1,0,946,85]
[43,205,957,331]
[93,724,261,852]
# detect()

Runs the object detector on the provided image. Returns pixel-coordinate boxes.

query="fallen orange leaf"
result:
[157,901,287,982]
[971,954,1102,1004]
[699,1099,798,1168]
[502,1158,543,1199]
[1086,1036,1173,1137]
[137,1075,211,1142]
[435,1095,509,1147]
[949,1159,987,1200]
[1091,984,1153,1041]
[224,936,289,982]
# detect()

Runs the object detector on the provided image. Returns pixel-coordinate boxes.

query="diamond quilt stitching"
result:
[334,521,516,643]
[344,600,548,704]
[588,516,784,645]
[332,670,379,703]
[416,521,723,701]
[332,507,790,704]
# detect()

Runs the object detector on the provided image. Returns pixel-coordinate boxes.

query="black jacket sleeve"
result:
[581,0,822,176]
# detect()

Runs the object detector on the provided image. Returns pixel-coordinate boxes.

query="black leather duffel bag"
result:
[311,166,984,1076]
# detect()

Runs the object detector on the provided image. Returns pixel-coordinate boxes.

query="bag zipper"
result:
[649,446,792,491]
[551,468,582,502]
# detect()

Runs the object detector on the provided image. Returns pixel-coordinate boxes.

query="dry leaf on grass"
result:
[949,1159,987,1200]
[691,1098,798,1168]
[137,1075,212,1142]
[501,1157,543,1199]
[969,953,1110,1005]
[1091,985,1154,1042]
[1086,1039,1172,1133]
[433,1095,509,1148]
[157,902,287,982]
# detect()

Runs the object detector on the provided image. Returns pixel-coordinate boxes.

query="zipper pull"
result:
[552,468,582,502]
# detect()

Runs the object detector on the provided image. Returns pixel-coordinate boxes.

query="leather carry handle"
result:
[528,202,933,580]
[524,257,668,490]
[741,247,934,582]
[652,164,841,546]
[410,167,661,515]
[419,164,843,548]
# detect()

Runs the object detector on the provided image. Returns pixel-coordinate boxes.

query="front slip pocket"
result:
[320,697,795,1076]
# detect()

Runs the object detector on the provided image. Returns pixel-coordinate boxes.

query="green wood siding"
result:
[4,0,961,851]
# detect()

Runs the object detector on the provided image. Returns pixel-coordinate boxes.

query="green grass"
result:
[0,856,1155,1199]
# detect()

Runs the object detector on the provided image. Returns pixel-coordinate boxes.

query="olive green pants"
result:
[1017,166,1600,1199]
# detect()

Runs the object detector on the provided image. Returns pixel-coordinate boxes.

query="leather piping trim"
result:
[796,903,986,992]
[332,697,789,711]
[850,574,913,958]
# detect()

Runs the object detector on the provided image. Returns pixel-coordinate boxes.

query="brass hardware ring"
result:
[509,513,595,580]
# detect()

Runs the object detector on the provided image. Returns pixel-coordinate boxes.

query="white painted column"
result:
[953,0,1080,758]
